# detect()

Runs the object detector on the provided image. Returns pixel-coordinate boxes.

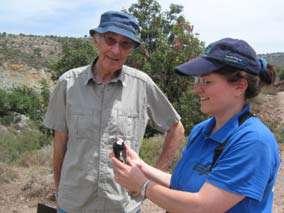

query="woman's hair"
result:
[214,64,276,99]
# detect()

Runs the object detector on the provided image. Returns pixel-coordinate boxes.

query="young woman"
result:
[111,38,280,213]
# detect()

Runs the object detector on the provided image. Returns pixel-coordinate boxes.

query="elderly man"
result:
[44,10,184,212]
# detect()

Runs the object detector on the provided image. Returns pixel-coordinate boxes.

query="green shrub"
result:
[39,79,50,112]
[48,38,97,80]
[0,114,15,125]
[277,67,284,80]
[139,135,164,166]
[0,128,51,164]
[0,85,49,124]
[174,86,207,134]
[139,135,186,170]
[276,125,284,143]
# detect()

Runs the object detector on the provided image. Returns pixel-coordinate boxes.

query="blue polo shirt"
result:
[171,105,280,212]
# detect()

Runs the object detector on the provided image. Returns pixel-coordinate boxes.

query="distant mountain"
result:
[0,33,63,89]
[258,53,284,68]
[0,33,87,90]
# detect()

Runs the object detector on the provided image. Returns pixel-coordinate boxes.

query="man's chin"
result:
[102,64,122,73]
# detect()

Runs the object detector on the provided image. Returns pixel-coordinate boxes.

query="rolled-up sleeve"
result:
[146,78,181,132]
[43,80,68,133]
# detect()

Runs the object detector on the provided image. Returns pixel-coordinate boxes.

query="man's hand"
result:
[53,131,68,192]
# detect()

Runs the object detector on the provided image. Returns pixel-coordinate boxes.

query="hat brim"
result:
[175,56,224,76]
[89,26,141,47]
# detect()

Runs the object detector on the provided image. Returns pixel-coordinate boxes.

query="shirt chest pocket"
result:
[70,110,96,139]
[112,109,139,141]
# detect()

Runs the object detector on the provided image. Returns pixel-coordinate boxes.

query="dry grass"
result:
[18,145,52,168]
[0,163,18,184]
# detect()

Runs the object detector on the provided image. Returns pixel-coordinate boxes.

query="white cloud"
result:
[157,0,284,53]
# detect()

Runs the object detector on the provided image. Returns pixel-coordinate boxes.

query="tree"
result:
[126,0,205,132]
[49,38,97,80]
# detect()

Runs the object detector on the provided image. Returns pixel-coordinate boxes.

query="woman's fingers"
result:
[112,156,132,179]
[111,148,146,193]
[112,156,126,169]
[124,144,132,159]
[125,144,137,158]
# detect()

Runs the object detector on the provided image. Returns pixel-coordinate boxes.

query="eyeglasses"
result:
[101,33,135,50]
[193,77,213,87]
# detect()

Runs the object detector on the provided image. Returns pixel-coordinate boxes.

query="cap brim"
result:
[175,56,224,76]
[89,26,141,47]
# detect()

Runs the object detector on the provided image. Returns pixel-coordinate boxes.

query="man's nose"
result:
[110,42,121,54]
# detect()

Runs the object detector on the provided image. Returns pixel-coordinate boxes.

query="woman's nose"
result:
[193,84,204,95]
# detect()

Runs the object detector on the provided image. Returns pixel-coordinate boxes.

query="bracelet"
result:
[141,180,151,199]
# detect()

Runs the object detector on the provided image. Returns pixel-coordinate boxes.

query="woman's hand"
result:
[124,144,143,167]
[111,144,148,194]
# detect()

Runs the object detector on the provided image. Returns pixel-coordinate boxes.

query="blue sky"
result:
[1,0,283,54]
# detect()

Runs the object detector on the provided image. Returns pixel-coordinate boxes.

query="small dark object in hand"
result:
[37,203,57,213]
[113,138,126,163]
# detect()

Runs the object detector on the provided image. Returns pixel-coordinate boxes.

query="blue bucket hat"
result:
[175,38,261,76]
[89,11,141,46]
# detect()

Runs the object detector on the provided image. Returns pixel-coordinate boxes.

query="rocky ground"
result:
[0,92,283,213]
[273,92,284,213]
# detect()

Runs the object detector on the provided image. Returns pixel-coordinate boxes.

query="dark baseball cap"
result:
[175,38,261,76]
[89,11,141,46]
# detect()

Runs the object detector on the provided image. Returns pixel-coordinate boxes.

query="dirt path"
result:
[277,91,284,122]
[273,144,284,213]
[273,92,284,213]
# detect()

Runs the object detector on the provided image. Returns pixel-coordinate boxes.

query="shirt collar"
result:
[82,65,94,85]
[202,104,251,144]
[82,58,126,87]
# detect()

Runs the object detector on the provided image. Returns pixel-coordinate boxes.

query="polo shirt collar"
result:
[202,104,251,144]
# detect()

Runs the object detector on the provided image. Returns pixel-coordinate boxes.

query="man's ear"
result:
[91,34,99,45]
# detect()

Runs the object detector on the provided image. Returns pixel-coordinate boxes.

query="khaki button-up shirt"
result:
[44,64,180,212]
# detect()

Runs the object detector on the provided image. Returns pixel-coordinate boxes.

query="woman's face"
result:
[193,73,245,116]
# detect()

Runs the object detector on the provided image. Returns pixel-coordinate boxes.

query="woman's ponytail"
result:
[258,58,276,85]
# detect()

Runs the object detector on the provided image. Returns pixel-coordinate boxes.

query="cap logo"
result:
[223,54,247,67]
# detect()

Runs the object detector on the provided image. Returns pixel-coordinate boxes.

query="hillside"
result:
[0,33,90,90]
[0,33,61,90]
[260,52,284,68]
[1,33,284,90]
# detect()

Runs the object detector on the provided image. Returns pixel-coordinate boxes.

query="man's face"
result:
[94,32,135,74]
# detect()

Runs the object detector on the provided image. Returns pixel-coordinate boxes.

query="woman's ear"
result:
[234,78,248,97]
